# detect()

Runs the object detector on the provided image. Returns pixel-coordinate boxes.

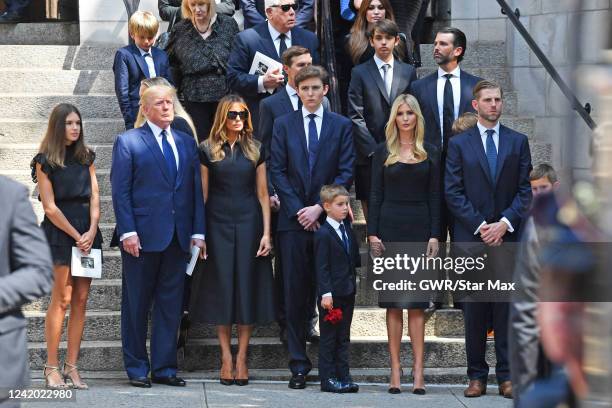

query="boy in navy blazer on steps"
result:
[314,185,360,394]
[113,11,173,130]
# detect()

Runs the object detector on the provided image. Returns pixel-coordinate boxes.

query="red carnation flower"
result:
[324,307,343,325]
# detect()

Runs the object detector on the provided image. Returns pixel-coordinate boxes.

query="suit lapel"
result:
[279,88,294,113]
[130,44,150,78]
[173,132,187,188]
[325,222,350,256]
[312,111,331,169]
[467,126,494,186]
[151,47,161,77]
[366,59,390,105]
[140,124,172,185]
[427,74,441,137]
[389,61,405,102]
[459,71,474,114]
[494,125,511,183]
[257,24,281,61]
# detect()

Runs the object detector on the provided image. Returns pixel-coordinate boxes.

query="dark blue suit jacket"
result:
[240,0,314,29]
[314,220,360,297]
[113,44,173,130]
[110,123,205,253]
[270,110,354,232]
[227,22,319,129]
[445,124,532,243]
[409,69,482,150]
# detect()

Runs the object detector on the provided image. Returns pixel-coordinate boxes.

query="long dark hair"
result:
[39,104,91,168]
[348,0,396,64]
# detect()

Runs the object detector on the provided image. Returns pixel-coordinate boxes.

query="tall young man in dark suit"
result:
[227,0,319,131]
[258,46,329,345]
[241,0,314,29]
[445,80,532,399]
[111,84,205,388]
[113,11,173,130]
[0,177,53,405]
[410,27,482,243]
[348,19,417,218]
[270,66,354,390]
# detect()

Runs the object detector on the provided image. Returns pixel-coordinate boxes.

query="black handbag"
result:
[155,11,178,50]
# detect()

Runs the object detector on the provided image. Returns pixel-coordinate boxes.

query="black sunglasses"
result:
[271,3,298,12]
[227,110,249,120]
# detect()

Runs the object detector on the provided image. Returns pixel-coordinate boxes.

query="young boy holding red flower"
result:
[314,185,361,393]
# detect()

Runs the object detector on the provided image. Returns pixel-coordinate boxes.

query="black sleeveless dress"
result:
[30,145,103,266]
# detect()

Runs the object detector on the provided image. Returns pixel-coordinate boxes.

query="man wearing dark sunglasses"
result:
[227,0,319,131]
[241,0,314,29]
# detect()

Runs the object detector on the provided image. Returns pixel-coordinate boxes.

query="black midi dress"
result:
[30,145,103,266]
[368,143,441,309]
[190,141,276,325]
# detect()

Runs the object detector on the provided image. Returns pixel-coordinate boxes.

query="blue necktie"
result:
[161,129,177,184]
[339,223,349,253]
[307,113,319,173]
[485,129,497,182]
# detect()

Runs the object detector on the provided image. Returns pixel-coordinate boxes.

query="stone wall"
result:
[452,0,611,176]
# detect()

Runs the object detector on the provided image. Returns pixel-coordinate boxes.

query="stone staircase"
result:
[0,41,548,383]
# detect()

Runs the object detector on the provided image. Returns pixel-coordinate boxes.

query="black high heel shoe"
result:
[411,367,426,395]
[388,367,403,394]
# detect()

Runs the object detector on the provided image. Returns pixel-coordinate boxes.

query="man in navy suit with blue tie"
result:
[445,80,532,398]
[227,0,319,132]
[113,11,173,130]
[270,65,354,389]
[111,84,205,388]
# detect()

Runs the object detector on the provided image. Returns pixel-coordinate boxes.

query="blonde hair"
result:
[451,112,478,135]
[181,0,217,21]
[205,95,260,165]
[128,11,159,37]
[348,0,396,64]
[320,184,350,205]
[134,78,197,140]
[384,94,427,166]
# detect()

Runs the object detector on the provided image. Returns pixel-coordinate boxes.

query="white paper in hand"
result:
[71,247,102,279]
[249,51,283,94]
[186,245,200,276]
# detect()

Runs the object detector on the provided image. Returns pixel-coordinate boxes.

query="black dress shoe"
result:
[346,382,359,393]
[288,373,306,389]
[151,376,186,386]
[234,379,249,386]
[0,11,21,23]
[129,377,152,388]
[220,378,234,386]
[388,387,401,394]
[413,388,426,395]
[320,378,350,393]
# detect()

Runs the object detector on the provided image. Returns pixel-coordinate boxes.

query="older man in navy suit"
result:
[227,0,319,131]
[111,84,205,389]
[445,80,532,399]
[270,66,354,390]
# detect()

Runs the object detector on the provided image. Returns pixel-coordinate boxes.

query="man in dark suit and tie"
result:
[410,27,482,243]
[445,80,532,399]
[111,84,205,388]
[270,65,354,389]
[240,0,314,29]
[227,0,319,131]
[113,11,173,130]
[0,176,53,407]
[258,45,329,345]
[348,19,417,218]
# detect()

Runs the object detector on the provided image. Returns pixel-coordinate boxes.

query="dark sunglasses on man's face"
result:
[272,3,298,12]
[227,110,249,120]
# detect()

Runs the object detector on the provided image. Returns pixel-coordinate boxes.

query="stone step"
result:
[24,309,465,342]
[30,367,499,385]
[0,119,125,145]
[0,69,116,94]
[0,22,80,46]
[420,42,507,68]
[0,45,117,70]
[0,95,121,119]
[28,336,495,371]
[0,143,113,172]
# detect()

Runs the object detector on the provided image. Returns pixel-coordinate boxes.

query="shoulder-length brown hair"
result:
[384,94,427,166]
[348,0,395,64]
[204,94,260,165]
[39,104,91,168]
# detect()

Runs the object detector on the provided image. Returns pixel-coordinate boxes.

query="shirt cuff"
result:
[474,221,486,235]
[322,292,332,298]
[500,217,514,233]
[120,231,137,241]
[257,76,266,93]
[191,234,205,240]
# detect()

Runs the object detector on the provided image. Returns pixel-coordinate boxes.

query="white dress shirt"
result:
[302,104,324,148]
[436,66,461,142]
[137,46,157,78]
[257,23,292,93]
[286,84,300,111]
[321,216,348,298]
[120,121,205,242]
[373,54,394,97]
[473,121,514,235]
